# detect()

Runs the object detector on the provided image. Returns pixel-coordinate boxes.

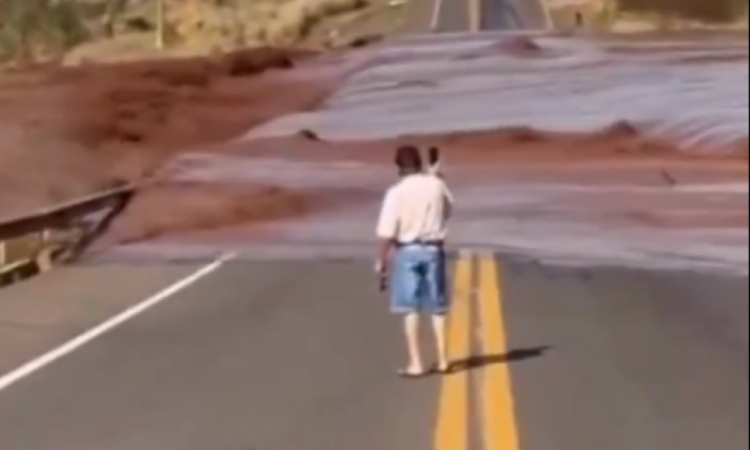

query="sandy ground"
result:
[1,32,748,272]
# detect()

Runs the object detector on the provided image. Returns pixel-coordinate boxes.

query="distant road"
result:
[430,0,550,32]
[401,0,549,33]
[481,0,551,29]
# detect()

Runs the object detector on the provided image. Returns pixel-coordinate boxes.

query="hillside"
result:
[1,0,405,66]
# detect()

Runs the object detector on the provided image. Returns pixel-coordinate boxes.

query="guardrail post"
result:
[36,229,54,273]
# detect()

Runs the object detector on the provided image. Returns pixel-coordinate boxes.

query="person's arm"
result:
[441,180,454,221]
[375,188,399,274]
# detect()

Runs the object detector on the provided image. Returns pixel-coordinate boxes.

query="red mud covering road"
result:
[189,121,748,233]
[221,120,749,165]
[1,34,748,250]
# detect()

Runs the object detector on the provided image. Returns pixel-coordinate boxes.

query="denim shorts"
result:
[389,244,449,315]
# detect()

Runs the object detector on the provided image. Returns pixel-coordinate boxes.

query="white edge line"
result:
[0,252,236,393]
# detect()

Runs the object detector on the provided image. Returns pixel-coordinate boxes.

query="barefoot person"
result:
[375,145,454,378]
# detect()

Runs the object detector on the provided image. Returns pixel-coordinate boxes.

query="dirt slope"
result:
[0,46,338,225]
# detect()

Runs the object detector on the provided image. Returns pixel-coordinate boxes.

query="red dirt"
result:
[736,138,749,160]
[0,46,352,237]
[102,181,312,245]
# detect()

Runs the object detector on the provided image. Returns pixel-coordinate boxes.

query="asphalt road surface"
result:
[432,0,471,32]
[429,0,549,32]
[0,253,747,449]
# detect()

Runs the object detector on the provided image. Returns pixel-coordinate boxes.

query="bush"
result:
[264,0,369,45]
[0,0,90,63]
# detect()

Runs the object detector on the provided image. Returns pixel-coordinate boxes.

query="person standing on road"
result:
[375,145,454,378]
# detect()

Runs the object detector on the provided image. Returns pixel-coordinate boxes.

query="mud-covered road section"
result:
[1,31,748,272]
[105,32,747,274]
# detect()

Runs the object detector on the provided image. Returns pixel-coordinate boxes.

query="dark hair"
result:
[394,145,422,175]
[428,147,440,166]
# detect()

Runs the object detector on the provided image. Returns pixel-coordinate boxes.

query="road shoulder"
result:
[0,262,206,378]
[0,260,441,450]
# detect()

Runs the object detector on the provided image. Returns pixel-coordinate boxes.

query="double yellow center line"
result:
[434,252,520,450]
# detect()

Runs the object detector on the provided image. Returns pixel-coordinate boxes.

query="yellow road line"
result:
[478,254,521,450]
[434,252,473,450]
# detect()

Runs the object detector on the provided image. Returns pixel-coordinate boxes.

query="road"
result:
[425,0,550,32]
[0,253,746,449]
[0,1,748,449]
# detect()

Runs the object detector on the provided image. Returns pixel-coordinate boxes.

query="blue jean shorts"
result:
[390,244,448,315]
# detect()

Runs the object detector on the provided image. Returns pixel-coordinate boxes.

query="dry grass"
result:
[549,0,749,30]
[2,0,378,66]
[0,236,41,267]
[258,0,371,45]
[616,0,748,23]
[160,0,372,47]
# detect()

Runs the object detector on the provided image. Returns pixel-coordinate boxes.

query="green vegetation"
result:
[0,0,384,66]
[0,0,91,62]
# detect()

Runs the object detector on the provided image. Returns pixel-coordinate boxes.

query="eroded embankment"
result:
[0,46,368,237]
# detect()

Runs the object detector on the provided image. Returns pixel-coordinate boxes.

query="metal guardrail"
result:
[0,185,136,286]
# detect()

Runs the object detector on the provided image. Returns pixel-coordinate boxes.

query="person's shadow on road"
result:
[449,346,552,373]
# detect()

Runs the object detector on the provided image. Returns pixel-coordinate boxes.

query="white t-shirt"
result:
[376,173,454,243]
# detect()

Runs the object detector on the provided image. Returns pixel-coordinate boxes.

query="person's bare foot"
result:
[434,361,451,374]
[398,364,427,378]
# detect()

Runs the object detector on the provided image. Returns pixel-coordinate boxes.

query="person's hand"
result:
[375,259,389,292]
[374,258,387,275]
